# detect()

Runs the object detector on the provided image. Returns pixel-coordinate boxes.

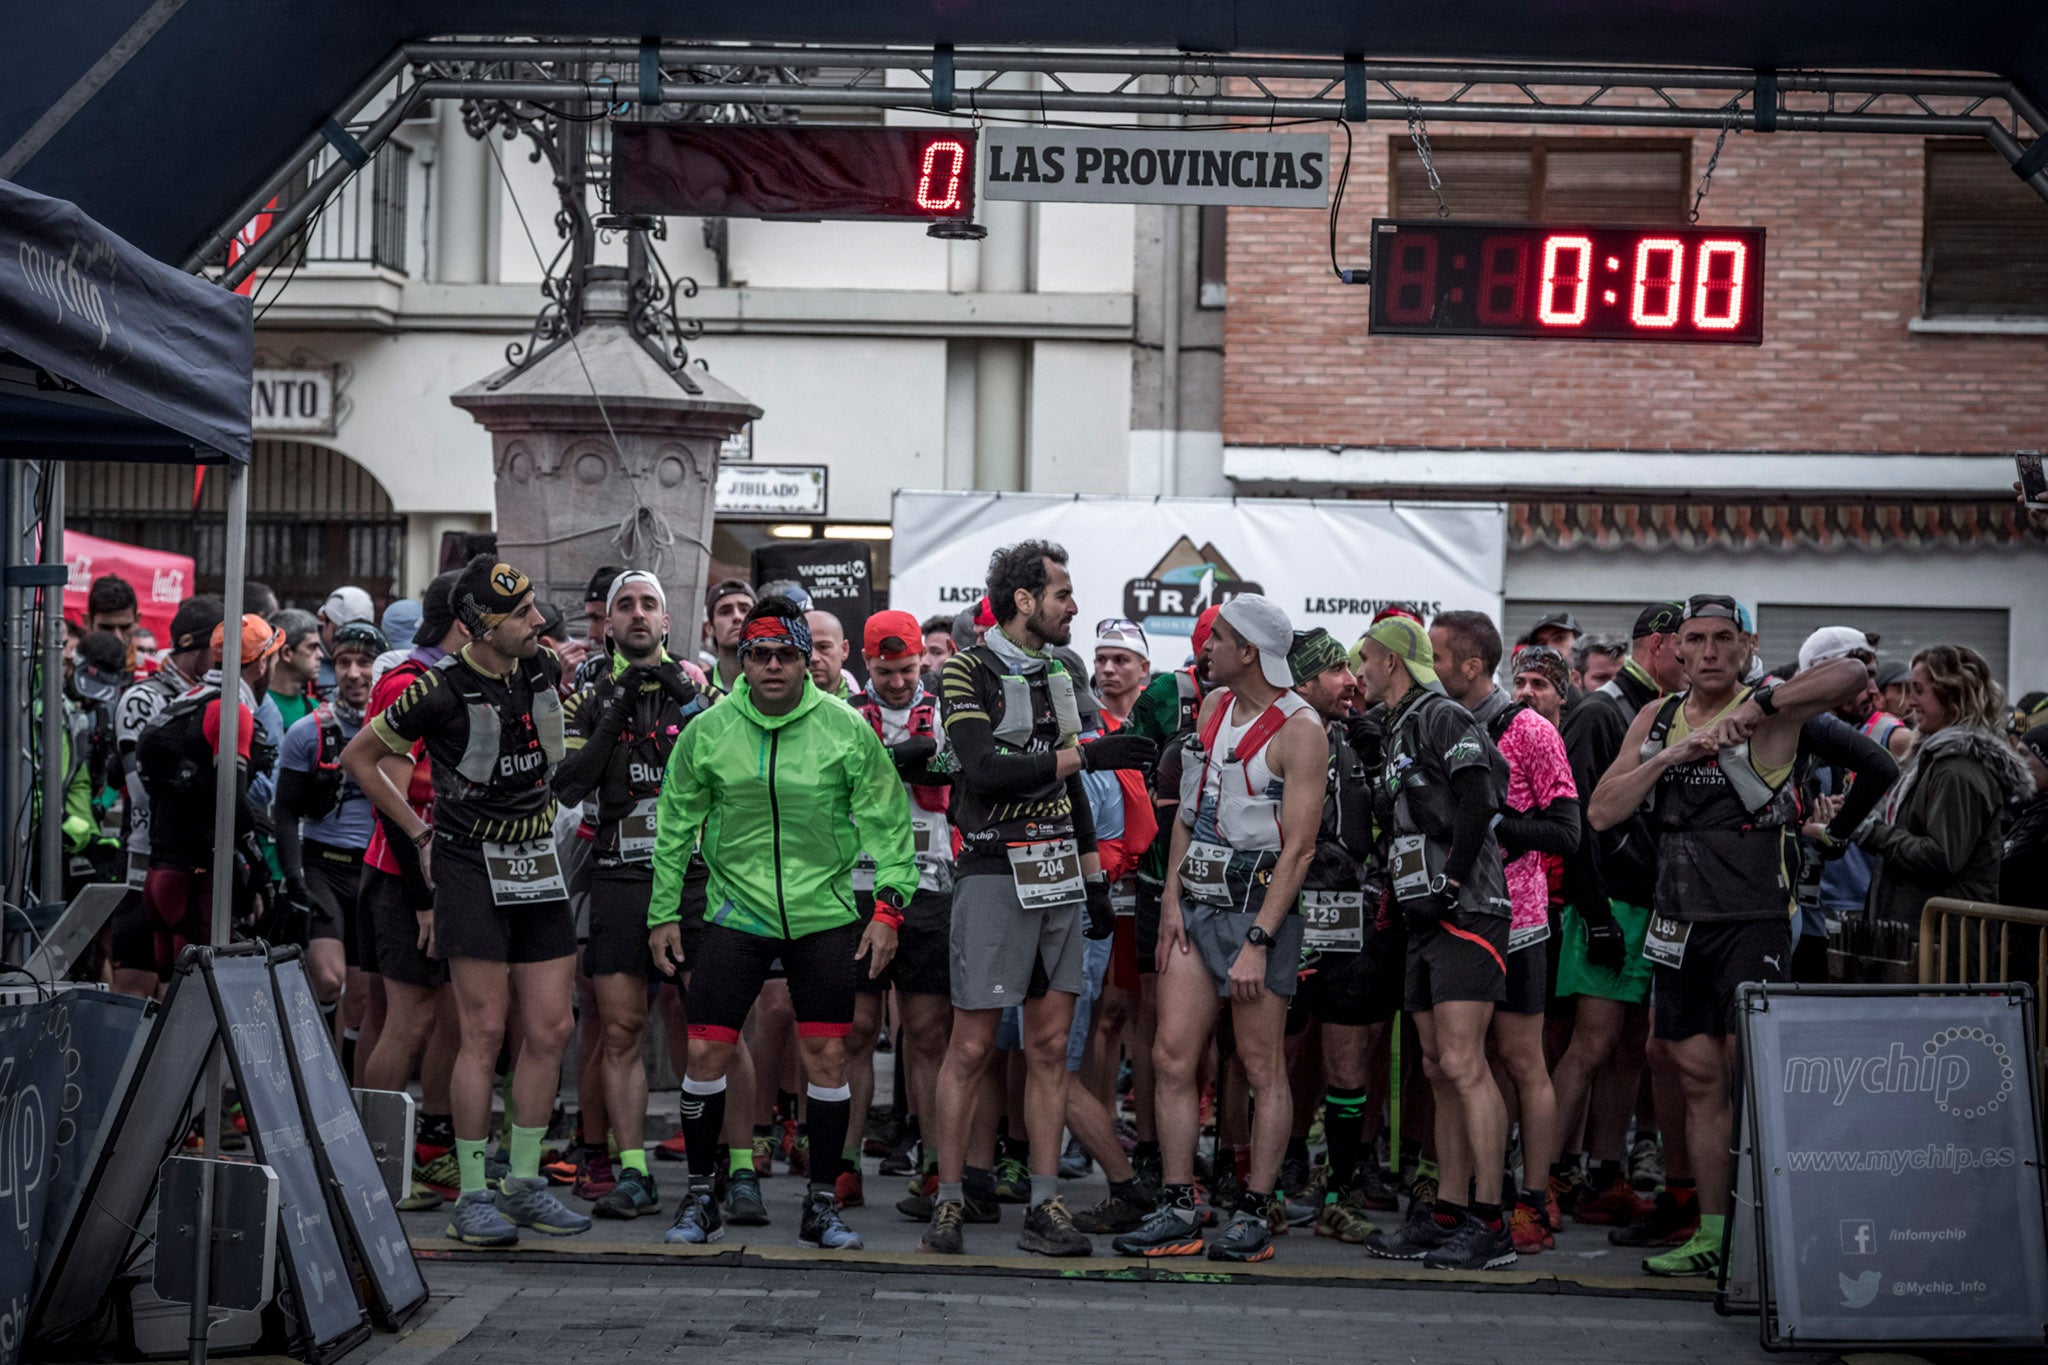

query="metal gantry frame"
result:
[198,39,2048,285]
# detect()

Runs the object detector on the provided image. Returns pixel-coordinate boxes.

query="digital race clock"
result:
[1366,220,1765,344]
[611,124,976,223]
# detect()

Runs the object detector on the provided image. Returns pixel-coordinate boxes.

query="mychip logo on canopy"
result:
[1781,1030,2016,1118]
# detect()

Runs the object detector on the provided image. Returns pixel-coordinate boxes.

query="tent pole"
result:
[38,459,64,906]
[191,459,245,1365]
[5,461,31,917]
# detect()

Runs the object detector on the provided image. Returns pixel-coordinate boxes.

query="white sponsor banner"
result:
[890,492,1505,673]
[982,128,1331,208]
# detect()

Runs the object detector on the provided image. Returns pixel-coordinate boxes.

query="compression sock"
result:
[509,1124,546,1181]
[730,1145,756,1177]
[1323,1086,1369,1194]
[680,1076,728,1182]
[1109,1176,1156,1210]
[1162,1183,1199,1224]
[804,1083,852,1198]
[456,1138,490,1196]
[1472,1200,1503,1231]
[619,1147,650,1176]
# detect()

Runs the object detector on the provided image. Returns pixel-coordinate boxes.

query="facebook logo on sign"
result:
[1840,1219,1877,1255]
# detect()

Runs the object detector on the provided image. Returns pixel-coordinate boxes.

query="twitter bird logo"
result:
[1839,1270,1882,1308]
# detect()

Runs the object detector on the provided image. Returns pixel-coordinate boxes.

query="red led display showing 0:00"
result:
[1366,220,1765,344]
[611,123,975,223]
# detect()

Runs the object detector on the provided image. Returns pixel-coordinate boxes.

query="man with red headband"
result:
[842,610,957,1210]
[646,594,917,1253]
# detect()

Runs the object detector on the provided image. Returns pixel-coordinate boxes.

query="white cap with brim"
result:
[1798,625,1871,674]
[1216,594,1296,690]
[319,585,374,626]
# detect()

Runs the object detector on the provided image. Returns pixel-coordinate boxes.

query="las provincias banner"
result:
[889,491,1506,673]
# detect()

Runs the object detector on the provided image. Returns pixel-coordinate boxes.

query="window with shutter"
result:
[1391,139,1687,223]
[1922,139,2048,317]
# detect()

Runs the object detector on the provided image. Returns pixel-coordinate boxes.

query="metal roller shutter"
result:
[1757,604,2011,689]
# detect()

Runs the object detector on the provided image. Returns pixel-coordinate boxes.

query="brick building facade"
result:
[1221,116,2048,687]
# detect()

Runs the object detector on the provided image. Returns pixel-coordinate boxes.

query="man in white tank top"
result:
[1110,595,1326,1265]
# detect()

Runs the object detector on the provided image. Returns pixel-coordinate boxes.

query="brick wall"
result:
[1224,121,2048,452]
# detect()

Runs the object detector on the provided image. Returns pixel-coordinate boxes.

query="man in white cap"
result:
[1091,618,1151,724]
[1112,594,1325,1265]
[318,585,377,691]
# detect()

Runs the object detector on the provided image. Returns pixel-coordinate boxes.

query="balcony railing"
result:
[216,142,410,277]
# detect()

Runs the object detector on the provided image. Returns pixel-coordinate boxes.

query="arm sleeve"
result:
[551,683,619,807]
[849,721,919,904]
[647,724,715,928]
[1497,796,1582,857]
[938,655,1060,798]
[1798,713,1901,840]
[1445,764,1500,885]
[273,767,311,882]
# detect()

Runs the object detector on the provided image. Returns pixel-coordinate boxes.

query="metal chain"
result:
[1405,100,1450,218]
[1689,98,1744,223]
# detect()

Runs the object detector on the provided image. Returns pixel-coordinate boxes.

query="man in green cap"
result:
[1350,614,1516,1272]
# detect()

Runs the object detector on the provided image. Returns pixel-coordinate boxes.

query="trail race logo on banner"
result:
[1123,538,1263,639]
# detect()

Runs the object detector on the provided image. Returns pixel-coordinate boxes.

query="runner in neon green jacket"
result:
[646,672,917,940]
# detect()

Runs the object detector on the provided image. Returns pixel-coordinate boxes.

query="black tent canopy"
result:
[4,1,2048,272]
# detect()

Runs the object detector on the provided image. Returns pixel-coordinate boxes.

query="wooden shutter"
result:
[1392,140,1685,223]
[1923,140,2048,317]
[1392,144,1533,219]
[1541,147,1686,222]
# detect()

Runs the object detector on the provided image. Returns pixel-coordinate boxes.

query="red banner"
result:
[62,530,196,641]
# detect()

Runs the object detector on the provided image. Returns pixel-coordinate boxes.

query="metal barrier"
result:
[1919,896,2048,1096]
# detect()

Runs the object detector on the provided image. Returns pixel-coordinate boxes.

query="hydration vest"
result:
[299,703,362,820]
[850,689,950,814]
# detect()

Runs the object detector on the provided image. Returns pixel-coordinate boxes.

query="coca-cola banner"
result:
[61,530,195,640]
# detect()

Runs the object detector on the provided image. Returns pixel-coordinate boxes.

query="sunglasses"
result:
[1095,617,1144,637]
[1684,594,1742,622]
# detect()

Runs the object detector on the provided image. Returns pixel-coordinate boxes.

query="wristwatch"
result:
[1244,924,1275,949]
[1750,682,1780,717]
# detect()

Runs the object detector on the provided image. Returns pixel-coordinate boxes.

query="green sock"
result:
[1416,1157,1440,1182]
[456,1138,490,1196]
[619,1147,649,1176]
[509,1124,546,1181]
[729,1145,755,1176]
[923,1148,938,1174]
[1694,1212,1725,1243]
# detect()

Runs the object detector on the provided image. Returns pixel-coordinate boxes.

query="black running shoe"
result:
[879,1136,920,1179]
[1208,1208,1275,1263]
[1017,1197,1092,1256]
[1364,1210,1457,1261]
[724,1168,771,1227]
[1071,1187,1155,1235]
[1421,1215,1518,1271]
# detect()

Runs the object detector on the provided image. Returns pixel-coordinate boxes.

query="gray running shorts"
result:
[949,873,1084,1010]
[1181,902,1305,999]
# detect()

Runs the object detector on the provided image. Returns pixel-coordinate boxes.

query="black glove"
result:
[1082,733,1159,774]
[1401,877,1459,934]
[1342,714,1384,770]
[888,735,938,777]
[601,666,653,728]
[1083,876,1115,940]
[652,661,698,708]
[1581,901,1627,973]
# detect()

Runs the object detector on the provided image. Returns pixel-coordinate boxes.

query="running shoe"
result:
[1018,1197,1092,1257]
[416,1149,461,1199]
[1574,1176,1649,1226]
[1548,1166,1586,1220]
[1111,1204,1206,1258]
[1628,1134,1666,1192]
[1313,1188,1376,1244]
[878,1134,919,1178]
[897,1174,1000,1224]
[666,1186,724,1244]
[799,1191,863,1250]
[1509,1202,1552,1254]
[1210,1171,1242,1219]
[1643,1220,1724,1278]
[1405,1170,1438,1220]
[724,1168,771,1226]
[484,1154,510,1187]
[1609,1190,1699,1248]
[1355,1163,1403,1213]
[1422,1215,1518,1271]
[1277,1153,1312,1202]
[1364,1210,1457,1261]
[654,1131,689,1162]
[497,1175,593,1235]
[835,1168,864,1208]
[919,1199,965,1254]
[1071,1186,1154,1235]
[787,1134,810,1179]
[1132,1149,1164,1194]
[445,1190,517,1247]
[592,1169,660,1220]
[541,1149,582,1186]
[751,1132,776,1177]
[1208,1208,1275,1263]
[1273,1189,1317,1230]
[1189,1181,1221,1229]
[992,1156,1032,1203]
[398,1179,444,1212]
[1058,1135,1092,1180]
[574,1150,618,1201]
[863,1112,904,1158]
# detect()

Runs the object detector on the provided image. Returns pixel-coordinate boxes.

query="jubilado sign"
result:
[982,129,1331,208]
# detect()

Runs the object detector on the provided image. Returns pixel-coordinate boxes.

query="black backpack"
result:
[134,687,222,811]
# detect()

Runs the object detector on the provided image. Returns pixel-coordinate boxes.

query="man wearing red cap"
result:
[843,610,956,1210]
